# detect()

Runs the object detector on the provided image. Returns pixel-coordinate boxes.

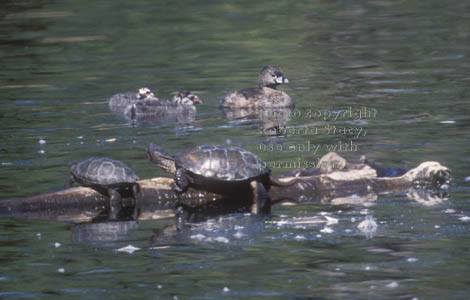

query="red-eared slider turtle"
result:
[147,143,297,214]
[68,157,142,220]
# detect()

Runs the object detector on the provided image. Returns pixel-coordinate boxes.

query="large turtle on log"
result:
[146,143,298,214]
[68,157,142,220]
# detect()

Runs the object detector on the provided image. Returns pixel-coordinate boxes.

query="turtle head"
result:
[70,161,79,172]
[258,66,289,89]
[147,143,177,174]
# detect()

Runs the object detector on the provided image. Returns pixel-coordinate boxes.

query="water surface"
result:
[1,0,470,299]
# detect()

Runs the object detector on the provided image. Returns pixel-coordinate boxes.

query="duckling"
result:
[124,91,202,121]
[220,66,293,108]
[109,87,158,112]
[170,91,202,106]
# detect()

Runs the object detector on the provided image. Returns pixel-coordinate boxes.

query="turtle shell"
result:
[71,157,139,188]
[174,145,269,181]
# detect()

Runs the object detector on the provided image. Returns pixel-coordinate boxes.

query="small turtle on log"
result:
[68,157,141,220]
[146,143,298,214]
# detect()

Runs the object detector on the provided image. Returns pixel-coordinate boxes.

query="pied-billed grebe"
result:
[109,87,158,112]
[220,66,293,108]
[124,91,202,120]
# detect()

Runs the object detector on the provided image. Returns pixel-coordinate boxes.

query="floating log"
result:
[0,153,451,222]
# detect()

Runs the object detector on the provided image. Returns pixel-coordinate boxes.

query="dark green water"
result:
[1,0,470,299]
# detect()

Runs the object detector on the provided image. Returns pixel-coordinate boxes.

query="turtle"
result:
[68,157,142,220]
[146,143,297,214]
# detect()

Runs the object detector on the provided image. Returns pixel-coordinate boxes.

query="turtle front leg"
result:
[250,181,270,214]
[173,168,190,193]
[108,188,122,220]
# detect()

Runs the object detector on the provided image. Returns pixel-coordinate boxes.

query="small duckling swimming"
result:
[109,87,158,112]
[170,91,202,106]
[220,66,293,108]
[124,91,202,120]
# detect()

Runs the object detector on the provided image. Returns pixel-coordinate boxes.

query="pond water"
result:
[1,0,470,298]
